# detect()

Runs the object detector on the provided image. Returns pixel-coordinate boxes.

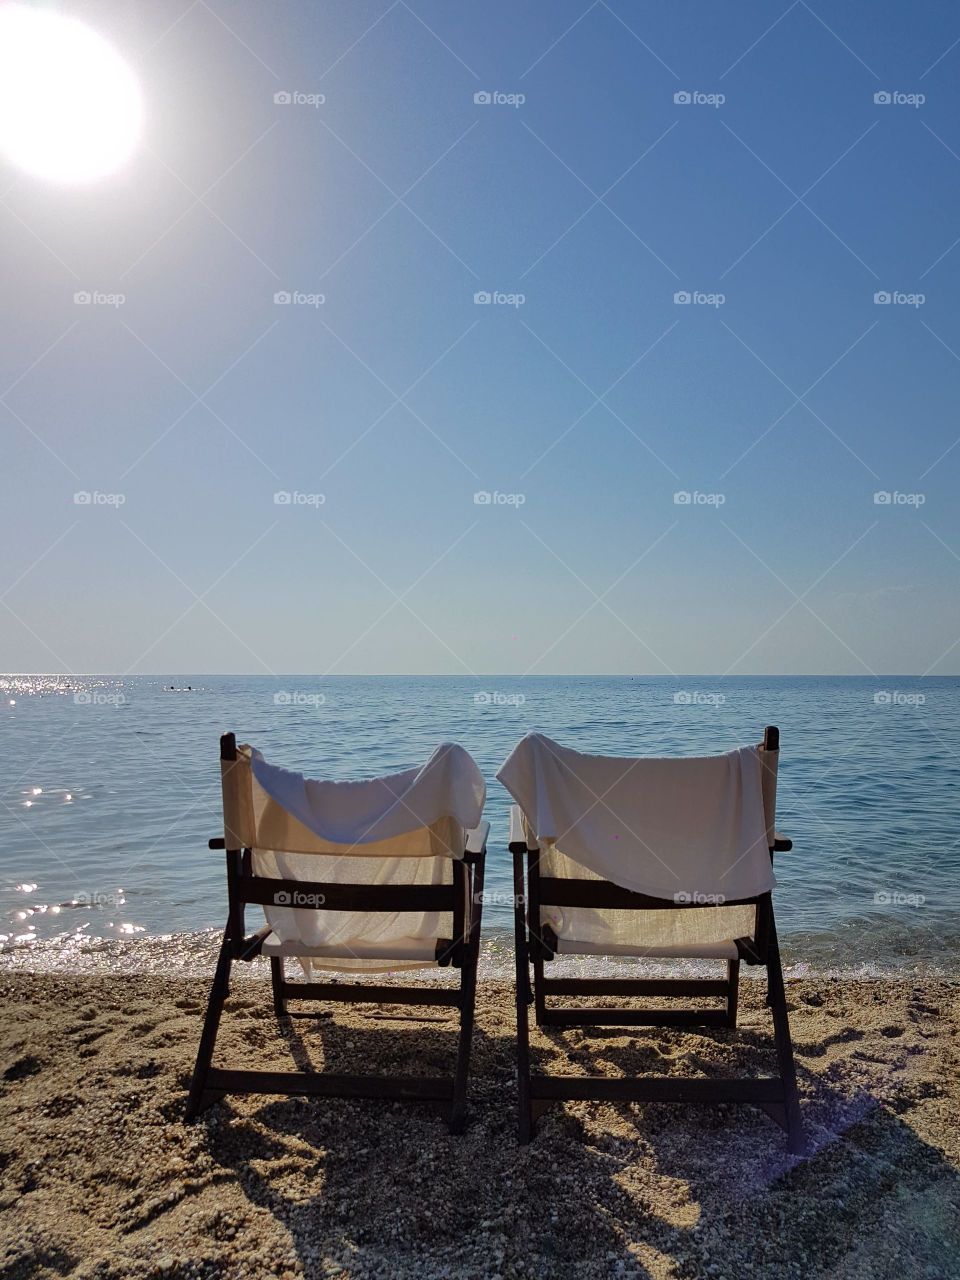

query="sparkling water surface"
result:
[2,674,957,977]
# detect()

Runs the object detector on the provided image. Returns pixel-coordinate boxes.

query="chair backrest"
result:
[501,727,782,956]
[220,733,484,860]
[216,733,485,963]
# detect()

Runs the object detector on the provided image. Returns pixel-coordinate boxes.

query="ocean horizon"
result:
[4,672,957,979]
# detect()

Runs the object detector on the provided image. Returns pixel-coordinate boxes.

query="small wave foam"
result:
[1,927,955,981]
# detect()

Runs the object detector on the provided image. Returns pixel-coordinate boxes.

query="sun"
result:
[0,4,142,184]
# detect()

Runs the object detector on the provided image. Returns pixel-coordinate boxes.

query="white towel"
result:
[248,740,485,851]
[222,742,485,972]
[497,733,774,902]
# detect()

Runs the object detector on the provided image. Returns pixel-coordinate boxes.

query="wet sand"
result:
[0,971,958,1279]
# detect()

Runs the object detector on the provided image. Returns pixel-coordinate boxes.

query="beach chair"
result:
[499,726,804,1152]
[186,733,488,1133]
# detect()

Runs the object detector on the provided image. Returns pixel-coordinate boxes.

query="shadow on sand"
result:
[202,987,960,1280]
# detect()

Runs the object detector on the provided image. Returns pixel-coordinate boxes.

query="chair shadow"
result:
[200,986,960,1280]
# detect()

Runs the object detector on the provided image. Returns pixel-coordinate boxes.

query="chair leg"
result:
[532,954,547,1027]
[726,958,740,1027]
[185,933,233,1121]
[270,956,287,1017]
[450,853,484,1134]
[513,852,533,1143]
[766,924,805,1155]
[449,953,477,1134]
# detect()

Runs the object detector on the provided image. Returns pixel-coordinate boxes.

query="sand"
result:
[0,970,958,1280]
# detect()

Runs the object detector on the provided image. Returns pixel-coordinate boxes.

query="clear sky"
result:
[3,0,960,676]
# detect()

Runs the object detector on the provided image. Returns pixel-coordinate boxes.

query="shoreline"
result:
[1,971,958,1278]
[1,926,957,983]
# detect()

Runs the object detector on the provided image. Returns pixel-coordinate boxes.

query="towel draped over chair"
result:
[497,732,774,958]
[222,741,486,970]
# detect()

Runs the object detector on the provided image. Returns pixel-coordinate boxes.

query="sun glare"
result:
[0,4,142,184]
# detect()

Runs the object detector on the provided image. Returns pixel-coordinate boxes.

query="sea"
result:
[2,674,957,979]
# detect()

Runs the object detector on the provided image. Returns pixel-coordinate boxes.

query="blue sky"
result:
[3,0,960,675]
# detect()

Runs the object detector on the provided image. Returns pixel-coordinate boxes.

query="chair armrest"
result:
[209,837,225,850]
[772,833,793,852]
[508,804,529,853]
[508,805,540,853]
[465,821,490,855]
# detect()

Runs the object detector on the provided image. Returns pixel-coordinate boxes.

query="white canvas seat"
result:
[187,734,488,1133]
[510,807,762,963]
[499,726,804,1153]
[259,933,450,962]
[223,739,486,972]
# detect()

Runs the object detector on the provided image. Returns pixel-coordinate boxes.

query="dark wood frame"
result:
[512,725,805,1153]
[186,733,486,1134]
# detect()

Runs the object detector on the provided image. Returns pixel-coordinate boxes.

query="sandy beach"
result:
[1,970,958,1279]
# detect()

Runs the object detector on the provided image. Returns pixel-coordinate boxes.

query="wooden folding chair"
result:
[508,726,804,1153]
[186,733,488,1134]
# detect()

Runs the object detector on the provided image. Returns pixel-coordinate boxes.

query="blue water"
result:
[2,674,958,976]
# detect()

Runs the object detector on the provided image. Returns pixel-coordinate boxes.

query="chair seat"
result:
[260,931,442,962]
[555,937,742,960]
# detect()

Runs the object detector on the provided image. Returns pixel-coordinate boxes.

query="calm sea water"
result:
[2,674,958,977]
